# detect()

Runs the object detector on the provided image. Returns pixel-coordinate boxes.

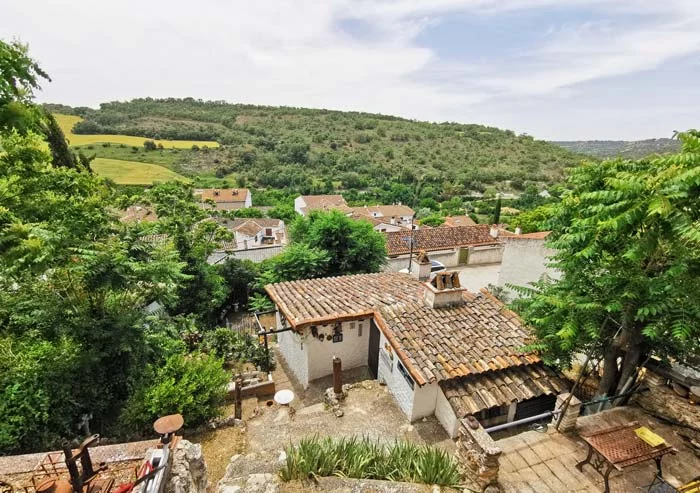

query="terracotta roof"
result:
[119,205,158,223]
[499,229,551,240]
[440,363,566,417]
[199,188,250,203]
[300,194,347,212]
[266,273,540,387]
[385,225,500,256]
[440,215,476,227]
[349,205,415,218]
[377,289,540,383]
[234,221,263,237]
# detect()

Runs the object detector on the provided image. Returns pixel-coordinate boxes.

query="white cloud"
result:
[1,0,698,138]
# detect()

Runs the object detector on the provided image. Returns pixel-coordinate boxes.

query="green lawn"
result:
[91,158,190,185]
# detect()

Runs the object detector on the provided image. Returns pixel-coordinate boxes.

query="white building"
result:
[294,194,348,216]
[266,269,564,437]
[196,188,252,210]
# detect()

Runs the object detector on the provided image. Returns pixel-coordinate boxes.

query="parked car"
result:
[430,260,446,273]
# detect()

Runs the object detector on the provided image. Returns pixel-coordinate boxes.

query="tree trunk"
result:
[597,343,620,397]
[613,325,645,399]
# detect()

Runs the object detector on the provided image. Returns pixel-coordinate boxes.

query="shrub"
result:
[279,436,461,487]
[121,352,229,432]
[202,327,272,369]
[143,140,157,151]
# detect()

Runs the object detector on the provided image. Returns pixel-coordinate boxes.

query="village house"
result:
[384,224,504,272]
[346,204,415,230]
[266,268,565,437]
[196,188,252,210]
[294,194,348,216]
[224,218,286,250]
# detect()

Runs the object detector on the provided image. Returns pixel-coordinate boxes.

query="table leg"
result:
[602,463,614,493]
[655,456,663,477]
[576,444,593,472]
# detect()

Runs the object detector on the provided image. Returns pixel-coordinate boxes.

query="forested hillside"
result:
[46,99,586,199]
[552,138,680,159]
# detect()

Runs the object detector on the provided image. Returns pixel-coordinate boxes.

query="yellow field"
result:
[54,114,219,148]
[91,158,190,185]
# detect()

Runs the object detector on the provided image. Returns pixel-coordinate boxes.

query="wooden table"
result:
[576,422,677,493]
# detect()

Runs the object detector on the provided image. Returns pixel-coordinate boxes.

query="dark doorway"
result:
[368,320,380,378]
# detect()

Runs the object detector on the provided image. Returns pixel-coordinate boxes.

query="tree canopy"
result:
[514,131,700,397]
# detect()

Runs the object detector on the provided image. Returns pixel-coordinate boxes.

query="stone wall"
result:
[497,237,559,298]
[166,440,208,493]
[456,417,502,492]
[632,373,700,430]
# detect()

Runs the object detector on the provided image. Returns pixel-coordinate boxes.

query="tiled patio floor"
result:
[497,407,700,492]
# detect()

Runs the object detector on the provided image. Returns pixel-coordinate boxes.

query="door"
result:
[368,321,380,378]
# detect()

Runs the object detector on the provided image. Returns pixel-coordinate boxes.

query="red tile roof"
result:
[440,215,477,227]
[440,363,565,417]
[266,273,540,387]
[300,195,348,212]
[385,225,501,256]
[199,188,250,203]
[349,205,415,218]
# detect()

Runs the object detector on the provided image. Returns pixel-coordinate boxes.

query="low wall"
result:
[632,372,700,430]
[456,417,502,492]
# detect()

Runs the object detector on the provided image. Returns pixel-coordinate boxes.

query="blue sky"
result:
[2,0,698,139]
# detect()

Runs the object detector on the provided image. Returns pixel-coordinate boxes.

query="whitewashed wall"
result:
[435,387,459,438]
[276,312,309,387]
[466,245,504,265]
[377,331,416,419]
[411,382,438,421]
[294,196,306,216]
[306,319,370,382]
[497,238,560,298]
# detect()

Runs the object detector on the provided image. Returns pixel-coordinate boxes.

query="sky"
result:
[2,0,699,140]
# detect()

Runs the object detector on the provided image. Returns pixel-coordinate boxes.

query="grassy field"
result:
[55,114,219,148]
[91,157,190,185]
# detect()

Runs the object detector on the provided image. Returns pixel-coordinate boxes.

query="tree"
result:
[491,196,502,224]
[268,204,298,224]
[513,131,700,399]
[420,214,445,227]
[290,210,387,275]
[0,40,48,134]
[143,139,157,150]
[509,204,556,233]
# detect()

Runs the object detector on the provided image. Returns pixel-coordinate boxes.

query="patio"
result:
[496,406,700,492]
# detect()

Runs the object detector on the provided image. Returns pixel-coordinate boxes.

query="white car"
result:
[399,260,446,279]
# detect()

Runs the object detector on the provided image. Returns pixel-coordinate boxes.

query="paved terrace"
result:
[497,407,700,492]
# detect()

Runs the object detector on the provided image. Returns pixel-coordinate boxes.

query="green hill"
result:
[552,139,680,159]
[46,99,586,203]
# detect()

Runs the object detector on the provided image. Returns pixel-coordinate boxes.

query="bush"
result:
[279,436,461,487]
[202,327,272,369]
[143,139,157,150]
[121,352,229,431]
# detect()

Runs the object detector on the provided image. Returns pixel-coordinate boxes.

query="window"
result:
[349,322,356,330]
[265,228,273,236]
[397,361,414,390]
[358,322,363,337]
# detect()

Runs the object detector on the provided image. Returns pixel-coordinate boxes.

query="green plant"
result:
[249,293,274,313]
[202,327,273,369]
[121,352,229,432]
[279,436,461,487]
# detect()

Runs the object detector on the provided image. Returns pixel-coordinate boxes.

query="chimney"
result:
[423,272,466,309]
[515,226,522,235]
[490,225,499,238]
[411,250,432,281]
[390,216,396,225]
